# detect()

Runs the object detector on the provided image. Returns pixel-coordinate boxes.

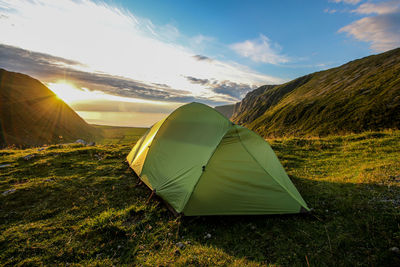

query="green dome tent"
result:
[127,102,309,216]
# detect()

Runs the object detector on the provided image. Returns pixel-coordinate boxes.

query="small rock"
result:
[23,154,35,160]
[38,147,47,151]
[176,242,185,249]
[94,154,104,161]
[44,178,54,182]
[204,233,212,239]
[389,247,400,254]
[87,142,96,146]
[75,139,87,145]
[0,164,11,168]
[2,189,16,196]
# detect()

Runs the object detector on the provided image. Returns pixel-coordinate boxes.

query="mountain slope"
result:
[231,48,400,137]
[0,69,97,146]
[214,104,235,118]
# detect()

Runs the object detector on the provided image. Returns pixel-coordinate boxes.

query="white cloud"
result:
[332,0,362,4]
[229,34,289,64]
[339,0,400,52]
[190,34,215,46]
[0,0,283,104]
[353,0,400,14]
[324,8,337,14]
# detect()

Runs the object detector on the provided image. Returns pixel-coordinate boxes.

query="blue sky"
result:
[0,0,399,126]
[120,0,373,79]
[119,0,393,78]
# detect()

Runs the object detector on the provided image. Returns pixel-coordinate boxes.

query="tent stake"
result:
[146,190,155,204]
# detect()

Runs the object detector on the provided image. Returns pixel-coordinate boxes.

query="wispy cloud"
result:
[193,55,213,62]
[0,44,218,105]
[353,0,400,14]
[0,0,282,105]
[324,8,337,14]
[339,0,400,52]
[185,76,258,100]
[229,34,289,64]
[185,76,210,85]
[189,34,215,49]
[332,0,362,4]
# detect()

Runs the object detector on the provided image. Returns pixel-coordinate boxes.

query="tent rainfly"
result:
[127,102,309,216]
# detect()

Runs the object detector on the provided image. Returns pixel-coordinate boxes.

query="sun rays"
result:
[46,81,182,126]
[47,81,97,104]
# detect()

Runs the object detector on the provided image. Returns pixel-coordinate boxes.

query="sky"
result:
[1,0,399,127]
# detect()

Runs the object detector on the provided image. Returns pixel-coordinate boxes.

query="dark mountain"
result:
[0,69,97,146]
[214,104,235,118]
[231,47,400,137]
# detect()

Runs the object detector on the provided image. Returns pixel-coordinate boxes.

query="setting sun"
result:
[46,80,183,126]
[47,81,92,103]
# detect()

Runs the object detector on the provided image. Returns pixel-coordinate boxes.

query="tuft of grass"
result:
[1,130,400,265]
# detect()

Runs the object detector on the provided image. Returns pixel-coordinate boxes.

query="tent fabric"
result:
[127,102,309,215]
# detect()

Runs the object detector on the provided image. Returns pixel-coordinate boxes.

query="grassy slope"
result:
[231,48,400,137]
[1,128,400,266]
[0,69,97,147]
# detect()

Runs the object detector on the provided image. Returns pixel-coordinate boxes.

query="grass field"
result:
[93,125,148,145]
[1,128,399,266]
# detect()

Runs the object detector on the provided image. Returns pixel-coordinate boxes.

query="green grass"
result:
[93,125,148,145]
[1,130,400,266]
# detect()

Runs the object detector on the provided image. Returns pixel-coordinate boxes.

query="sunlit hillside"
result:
[231,48,400,137]
[0,69,98,147]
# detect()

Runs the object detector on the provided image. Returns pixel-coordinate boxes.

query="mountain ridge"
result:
[230,47,400,137]
[0,68,97,147]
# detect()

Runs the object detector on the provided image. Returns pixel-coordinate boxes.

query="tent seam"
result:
[138,111,176,187]
[129,128,150,165]
[234,126,309,211]
[180,124,234,213]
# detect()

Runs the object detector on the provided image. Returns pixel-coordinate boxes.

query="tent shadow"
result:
[175,176,400,266]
